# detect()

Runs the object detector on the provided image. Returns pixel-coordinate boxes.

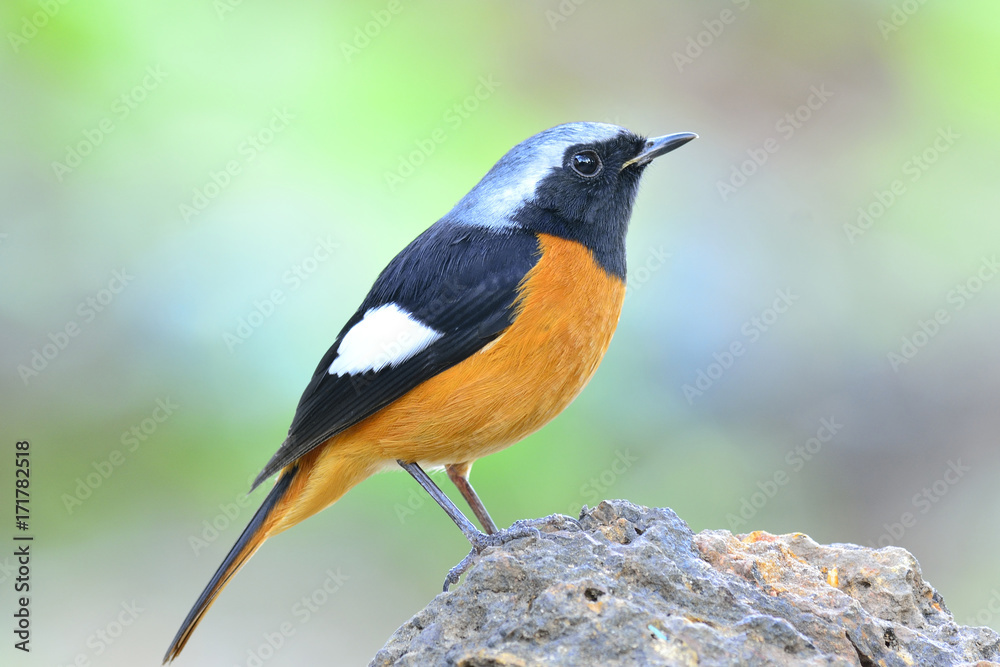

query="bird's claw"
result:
[443,549,477,591]
[442,521,541,591]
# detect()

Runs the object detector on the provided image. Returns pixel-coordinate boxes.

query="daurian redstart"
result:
[164,122,696,661]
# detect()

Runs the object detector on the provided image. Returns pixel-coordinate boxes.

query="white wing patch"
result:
[328,303,443,376]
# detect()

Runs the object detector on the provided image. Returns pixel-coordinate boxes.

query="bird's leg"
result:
[397,460,538,591]
[445,462,499,535]
[397,460,483,545]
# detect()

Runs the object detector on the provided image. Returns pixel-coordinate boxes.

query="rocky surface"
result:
[371,500,1000,667]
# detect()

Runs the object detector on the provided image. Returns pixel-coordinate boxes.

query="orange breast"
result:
[279,233,628,527]
[345,232,627,465]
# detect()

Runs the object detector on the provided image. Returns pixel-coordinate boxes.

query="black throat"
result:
[510,203,629,281]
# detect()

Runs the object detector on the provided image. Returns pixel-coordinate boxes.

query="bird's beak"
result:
[621,132,698,171]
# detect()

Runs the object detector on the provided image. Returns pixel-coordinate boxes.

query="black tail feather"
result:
[163,467,297,663]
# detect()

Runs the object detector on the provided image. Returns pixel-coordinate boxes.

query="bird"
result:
[163,122,696,662]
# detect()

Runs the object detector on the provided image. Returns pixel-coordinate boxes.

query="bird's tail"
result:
[162,466,298,663]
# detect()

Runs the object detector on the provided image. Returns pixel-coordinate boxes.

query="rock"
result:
[371,500,1000,667]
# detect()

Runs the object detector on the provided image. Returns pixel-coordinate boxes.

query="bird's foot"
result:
[443,550,478,591]
[442,520,541,591]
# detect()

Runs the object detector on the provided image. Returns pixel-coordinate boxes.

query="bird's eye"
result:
[570,150,602,178]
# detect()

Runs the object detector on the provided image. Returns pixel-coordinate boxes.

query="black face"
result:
[549,134,650,224]
[512,133,652,280]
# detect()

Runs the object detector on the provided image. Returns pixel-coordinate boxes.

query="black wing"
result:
[252,223,541,488]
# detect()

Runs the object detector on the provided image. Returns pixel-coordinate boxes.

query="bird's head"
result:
[446,122,696,277]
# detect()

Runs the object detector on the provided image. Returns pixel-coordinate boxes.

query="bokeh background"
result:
[3,1,999,665]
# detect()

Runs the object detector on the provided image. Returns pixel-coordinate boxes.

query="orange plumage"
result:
[273,233,625,532]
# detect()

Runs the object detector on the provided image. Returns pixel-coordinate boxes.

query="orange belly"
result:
[278,233,626,527]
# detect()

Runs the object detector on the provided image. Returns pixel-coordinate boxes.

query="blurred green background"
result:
[3,1,1000,665]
